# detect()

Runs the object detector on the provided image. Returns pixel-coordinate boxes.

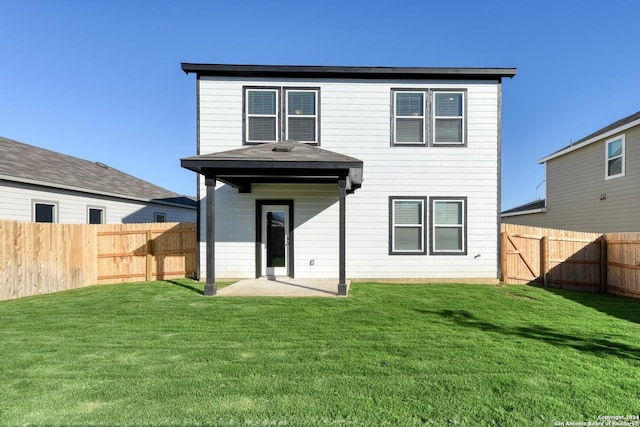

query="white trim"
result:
[432,199,465,253]
[285,89,318,143]
[393,91,426,145]
[539,118,640,164]
[391,198,425,253]
[87,205,106,224]
[433,91,465,145]
[501,208,546,218]
[32,200,58,223]
[605,134,625,180]
[246,88,279,143]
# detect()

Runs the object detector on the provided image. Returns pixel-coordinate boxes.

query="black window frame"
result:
[154,212,167,223]
[391,88,467,147]
[388,196,427,255]
[429,196,467,255]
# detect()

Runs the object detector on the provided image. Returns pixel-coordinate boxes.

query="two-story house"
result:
[180,63,517,295]
[502,111,640,232]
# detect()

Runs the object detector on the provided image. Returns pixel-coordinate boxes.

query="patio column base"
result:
[204,283,216,296]
[338,283,348,296]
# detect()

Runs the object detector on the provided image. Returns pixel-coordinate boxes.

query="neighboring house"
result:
[0,136,196,224]
[180,63,517,295]
[502,111,640,232]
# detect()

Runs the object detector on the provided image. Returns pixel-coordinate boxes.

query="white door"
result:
[262,205,289,277]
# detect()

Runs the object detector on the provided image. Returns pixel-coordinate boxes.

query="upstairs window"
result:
[286,90,318,143]
[394,92,425,144]
[389,197,426,255]
[392,89,466,146]
[433,92,464,145]
[430,197,466,255]
[154,212,166,223]
[244,87,320,145]
[606,135,625,179]
[246,89,278,143]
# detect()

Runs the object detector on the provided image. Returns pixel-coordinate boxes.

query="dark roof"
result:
[501,199,546,215]
[541,110,640,162]
[0,136,196,208]
[181,63,517,81]
[181,140,363,193]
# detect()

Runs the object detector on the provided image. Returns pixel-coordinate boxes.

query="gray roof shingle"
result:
[0,136,195,208]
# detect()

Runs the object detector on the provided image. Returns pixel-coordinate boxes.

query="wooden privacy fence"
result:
[0,220,196,301]
[501,223,640,298]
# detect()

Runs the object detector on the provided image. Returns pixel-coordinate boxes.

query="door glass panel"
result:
[266,211,286,268]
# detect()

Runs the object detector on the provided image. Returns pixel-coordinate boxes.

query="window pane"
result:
[435,119,462,143]
[609,157,622,176]
[248,91,276,115]
[396,93,424,116]
[608,139,622,158]
[435,201,462,225]
[435,93,462,116]
[395,200,422,224]
[434,227,462,251]
[396,118,423,143]
[288,117,316,141]
[89,208,103,224]
[288,92,315,115]
[395,227,422,251]
[248,117,276,141]
[35,203,54,223]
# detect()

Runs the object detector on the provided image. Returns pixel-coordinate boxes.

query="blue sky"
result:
[1,0,639,210]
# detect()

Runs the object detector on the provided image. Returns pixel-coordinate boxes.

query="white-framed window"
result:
[389,197,426,255]
[391,89,466,146]
[286,89,318,143]
[33,201,57,223]
[433,91,464,145]
[430,197,466,255]
[605,135,625,179]
[87,207,105,224]
[394,91,425,144]
[245,88,279,143]
[154,212,166,223]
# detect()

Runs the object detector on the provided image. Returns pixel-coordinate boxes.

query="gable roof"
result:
[181,63,517,81]
[539,111,640,163]
[0,136,196,208]
[501,199,546,217]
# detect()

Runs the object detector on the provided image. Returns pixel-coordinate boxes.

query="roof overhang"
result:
[181,141,364,194]
[181,63,517,81]
[539,111,640,164]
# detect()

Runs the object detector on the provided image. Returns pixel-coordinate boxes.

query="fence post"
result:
[146,230,153,282]
[540,236,548,287]
[500,232,507,282]
[600,236,607,293]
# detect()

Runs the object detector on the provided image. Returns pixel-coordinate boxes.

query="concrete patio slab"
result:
[216,277,349,297]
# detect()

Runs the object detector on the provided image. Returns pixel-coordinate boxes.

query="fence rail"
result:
[1,220,196,300]
[501,223,640,298]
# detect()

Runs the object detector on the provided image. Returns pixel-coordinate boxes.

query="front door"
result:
[262,205,289,277]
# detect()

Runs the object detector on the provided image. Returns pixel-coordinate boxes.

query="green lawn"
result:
[1,280,638,426]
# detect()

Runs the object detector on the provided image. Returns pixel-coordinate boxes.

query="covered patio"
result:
[181,140,363,296]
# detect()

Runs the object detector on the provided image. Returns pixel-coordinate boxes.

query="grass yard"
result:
[0,280,638,426]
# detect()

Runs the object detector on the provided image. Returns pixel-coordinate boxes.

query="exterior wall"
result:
[504,125,640,232]
[0,181,196,224]
[197,76,501,280]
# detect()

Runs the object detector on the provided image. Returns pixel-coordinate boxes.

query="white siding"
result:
[197,77,501,280]
[0,181,196,224]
